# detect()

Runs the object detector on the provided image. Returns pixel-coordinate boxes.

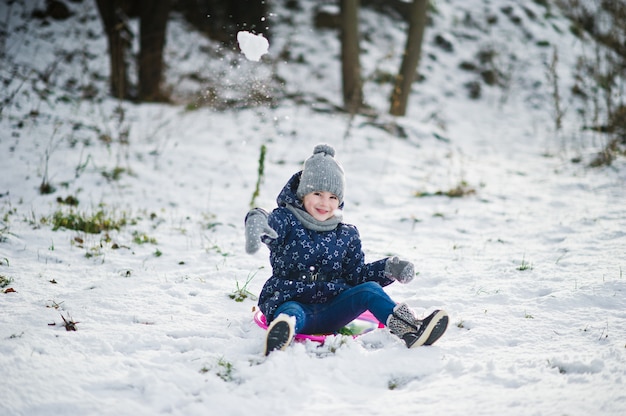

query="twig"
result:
[60,313,79,331]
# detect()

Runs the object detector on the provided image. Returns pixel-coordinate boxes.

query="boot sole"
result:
[264,315,295,356]
[408,310,449,348]
[424,313,449,346]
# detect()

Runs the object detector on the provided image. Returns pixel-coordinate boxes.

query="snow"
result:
[1,0,625,415]
[237,31,269,62]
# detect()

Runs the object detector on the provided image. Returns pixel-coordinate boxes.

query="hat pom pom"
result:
[313,144,335,158]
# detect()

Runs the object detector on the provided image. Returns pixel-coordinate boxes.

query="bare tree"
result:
[96,0,170,101]
[138,0,170,102]
[340,0,363,113]
[95,0,132,99]
[390,0,428,116]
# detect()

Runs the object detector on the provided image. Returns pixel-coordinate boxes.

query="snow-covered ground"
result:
[1,0,625,415]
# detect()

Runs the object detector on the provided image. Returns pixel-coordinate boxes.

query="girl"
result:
[245,144,448,355]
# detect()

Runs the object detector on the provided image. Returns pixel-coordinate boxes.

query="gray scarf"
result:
[286,205,342,232]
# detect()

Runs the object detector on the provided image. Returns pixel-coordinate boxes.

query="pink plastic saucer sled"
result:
[253,309,385,344]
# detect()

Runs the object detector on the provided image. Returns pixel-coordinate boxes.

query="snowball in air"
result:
[237,31,269,62]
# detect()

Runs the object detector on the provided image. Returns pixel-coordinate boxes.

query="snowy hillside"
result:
[1,0,625,415]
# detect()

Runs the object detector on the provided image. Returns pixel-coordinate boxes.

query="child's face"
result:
[303,191,340,222]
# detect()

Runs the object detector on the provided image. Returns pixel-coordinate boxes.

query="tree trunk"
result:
[340,0,363,113]
[138,0,170,102]
[389,0,428,116]
[95,0,132,99]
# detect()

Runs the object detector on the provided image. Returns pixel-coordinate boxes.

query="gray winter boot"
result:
[386,303,449,348]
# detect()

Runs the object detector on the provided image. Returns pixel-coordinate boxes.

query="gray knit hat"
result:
[296,144,345,202]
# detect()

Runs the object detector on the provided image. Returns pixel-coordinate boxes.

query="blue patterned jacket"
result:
[257,172,393,321]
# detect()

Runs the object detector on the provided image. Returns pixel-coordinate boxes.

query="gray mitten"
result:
[384,256,415,284]
[245,208,278,254]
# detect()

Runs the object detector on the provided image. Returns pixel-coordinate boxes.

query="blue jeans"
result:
[273,281,396,334]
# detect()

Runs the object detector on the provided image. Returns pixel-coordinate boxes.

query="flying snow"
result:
[237,31,269,62]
